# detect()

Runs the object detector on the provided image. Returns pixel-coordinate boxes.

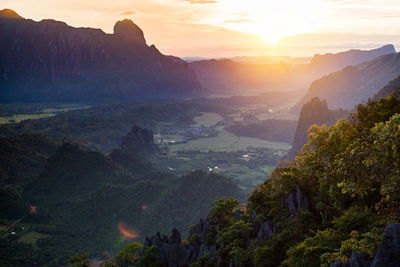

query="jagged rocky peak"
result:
[0,8,23,19]
[303,97,329,117]
[113,19,146,45]
[330,223,400,267]
[120,125,158,154]
[288,97,348,160]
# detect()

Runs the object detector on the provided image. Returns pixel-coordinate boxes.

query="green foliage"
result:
[189,253,217,267]
[205,232,216,246]
[254,210,318,267]
[351,94,400,132]
[283,229,342,267]
[116,242,143,265]
[0,133,57,185]
[100,261,118,267]
[0,187,29,219]
[189,234,200,245]
[215,220,253,266]
[137,246,162,267]
[209,197,240,227]
[67,253,90,267]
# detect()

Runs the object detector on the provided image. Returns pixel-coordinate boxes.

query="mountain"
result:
[188,45,395,95]
[373,74,400,100]
[308,44,396,75]
[0,135,245,265]
[231,55,312,65]
[120,125,159,155]
[109,94,400,267]
[288,97,348,160]
[0,9,202,103]
[294,52,400,111]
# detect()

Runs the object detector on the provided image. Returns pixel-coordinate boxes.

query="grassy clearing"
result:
[193,112,224,127]
[0,104,91,125]
[168,130,291,152]
[18,231,50,248]
[0,114,55,124]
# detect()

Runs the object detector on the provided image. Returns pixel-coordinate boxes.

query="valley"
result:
[1,6,400,267]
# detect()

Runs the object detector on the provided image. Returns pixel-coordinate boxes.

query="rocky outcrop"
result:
[143,219,216,267]
[113,19,146,45]
[280,185,310,218]
[330,223,400,267]
[330,251,372,267]
[141,186,311,266]
[0,9,202,103]
[120,125,158,154]
[371,223,400,267]
[288,97,348,160]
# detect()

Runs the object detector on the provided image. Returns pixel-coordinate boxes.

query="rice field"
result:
[168,130,291,152]
[193,112,224,127]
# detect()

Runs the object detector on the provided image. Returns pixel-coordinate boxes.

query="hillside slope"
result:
[295,52,400,110]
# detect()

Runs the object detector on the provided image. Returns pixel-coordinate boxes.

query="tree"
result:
[68,253,90,267]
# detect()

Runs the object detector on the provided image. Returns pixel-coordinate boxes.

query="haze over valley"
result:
[1,4,400,267]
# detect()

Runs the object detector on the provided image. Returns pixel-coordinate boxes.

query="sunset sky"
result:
[2,0,400,57]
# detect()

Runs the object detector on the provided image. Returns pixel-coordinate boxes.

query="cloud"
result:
[181,0,217,4]
[224,19,256,24]
[120,10,136,15]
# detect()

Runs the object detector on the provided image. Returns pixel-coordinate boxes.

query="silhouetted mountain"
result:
[309,44,396,75]
[120,125,159,154]
[0,9,202,103]
[294,52,400,111]
[188,45,395,95]
[288,97,348,160]
[373,75,400,100]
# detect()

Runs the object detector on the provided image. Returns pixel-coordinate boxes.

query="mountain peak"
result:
[379,44,396,54]
[0,8,23,19]
[113,19,146,45]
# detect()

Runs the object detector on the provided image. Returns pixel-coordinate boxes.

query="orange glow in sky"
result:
[118,223,138,239]
[1,0,400,57]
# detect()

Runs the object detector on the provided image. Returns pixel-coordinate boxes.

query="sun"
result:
[217,0,324,44]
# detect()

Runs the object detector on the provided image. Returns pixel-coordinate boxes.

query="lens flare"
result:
[118,222,138,238]
[30,205,37,214]
[141,203,149,211]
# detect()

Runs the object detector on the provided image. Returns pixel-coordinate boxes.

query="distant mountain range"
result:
[188,45,395,95]
[0,9,202,103]
[295,52,400,111]
[0,8,398,105]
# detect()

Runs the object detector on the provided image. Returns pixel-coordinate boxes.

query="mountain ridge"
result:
[0,9,202,103]
[294,52,400,111]
[188,45,395,95]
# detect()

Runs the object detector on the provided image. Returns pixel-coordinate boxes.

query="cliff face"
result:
[120,125,158,154]
[288,97,348,160]
[0,9,202,103]
[331,223,400,267]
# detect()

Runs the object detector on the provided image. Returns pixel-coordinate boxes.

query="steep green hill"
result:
[0,136,245,266]
[108,95,400,267]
